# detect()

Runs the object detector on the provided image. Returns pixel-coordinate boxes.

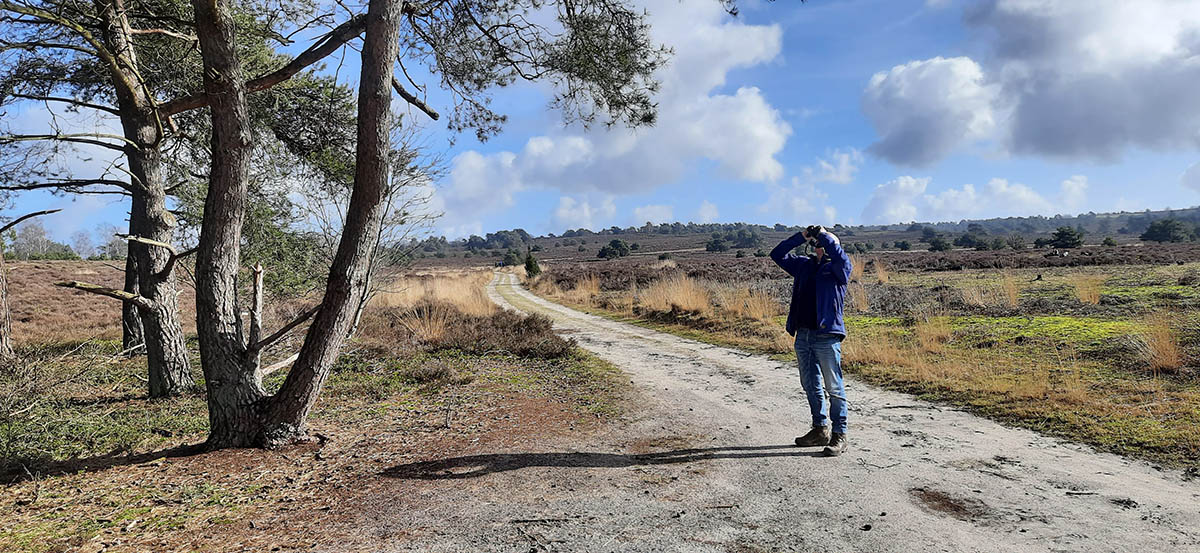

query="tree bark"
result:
[190,0,402,448]
[261,0,403,446]
[121,218,145,355]
[191,0,267,447]
[95,0,193,396]
[0,252,12,359]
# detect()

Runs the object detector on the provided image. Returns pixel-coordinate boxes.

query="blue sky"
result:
[7,0,1200,242]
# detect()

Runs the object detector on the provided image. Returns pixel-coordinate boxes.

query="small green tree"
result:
[928,237,952,252]
[896,240,912,251]
[524,250,541,277]
[705,237,730,252]
[735,249,746,258]
[1102,236,1118,246]
[1050,226,1084,248]
[1007,234,1026,250]
[503,249,523,265]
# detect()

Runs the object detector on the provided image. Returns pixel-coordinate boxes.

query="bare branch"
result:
[116,233,177,256]
[0,209,61,234]
[8,93,121,116]
[129,28,197,42]
[391,77,439,120]
[1,133,135,153]
[246,304,320,354]
[55,280,154,310]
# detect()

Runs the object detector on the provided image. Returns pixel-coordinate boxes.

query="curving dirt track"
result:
[367,272,1200,553]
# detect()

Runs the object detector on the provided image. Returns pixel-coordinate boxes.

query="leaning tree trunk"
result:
[260,0,402,445]
[95,0,193,396]
[191,0,402,448]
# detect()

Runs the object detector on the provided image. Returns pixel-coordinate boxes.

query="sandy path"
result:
[366,272,1200,553]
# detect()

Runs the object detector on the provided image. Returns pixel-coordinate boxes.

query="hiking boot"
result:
[794,426,831,447]
[823,432,848,457]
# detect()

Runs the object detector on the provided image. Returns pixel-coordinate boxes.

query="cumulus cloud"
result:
[633,204,673,225]
[862,57,997,167]
[862,0,1200,165]
[433,0,788,236]
[861,175,1090,224]
[697,200,719,223]
[1184,162,1200,193]
[759,148,860,225]
[552,195,616,231]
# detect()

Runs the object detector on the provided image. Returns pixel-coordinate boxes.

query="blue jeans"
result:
[794,328,848,434]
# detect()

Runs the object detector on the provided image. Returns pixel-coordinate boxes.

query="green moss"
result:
[952,315,1136,345]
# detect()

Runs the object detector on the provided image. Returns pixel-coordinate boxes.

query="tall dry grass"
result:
[842,333,919,368]
[849,254,864,282]
[1142,312,1182,374]
[915,315,952,352]
[562,275,601,306]
[717,287,783,322]
[1000,272,1021,308]
[639,275,711,314]
[874,259,890,284]
[1072,274,1106,305]
[367,270,497,346]
[847,283,869,312]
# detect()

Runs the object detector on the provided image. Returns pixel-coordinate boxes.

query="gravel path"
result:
[369,272,1200,553]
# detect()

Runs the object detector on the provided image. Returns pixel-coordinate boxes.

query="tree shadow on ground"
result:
[383,444,824,480]
[2,442,206,484]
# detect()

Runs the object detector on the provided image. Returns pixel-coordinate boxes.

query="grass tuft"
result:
[639,275,711,314]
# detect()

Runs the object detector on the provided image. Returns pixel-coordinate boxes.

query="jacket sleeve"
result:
[816,230,851,285]
[770,232,811,278]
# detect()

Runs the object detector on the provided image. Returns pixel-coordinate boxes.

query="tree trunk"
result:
[191,0,267,447]
[190,0,402,448]
[95,0,193,396]
[260,0,403,446]
[0,252,13,359]
[121,220,145,355]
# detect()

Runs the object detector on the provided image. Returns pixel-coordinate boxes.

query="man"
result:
[770,225,852,457]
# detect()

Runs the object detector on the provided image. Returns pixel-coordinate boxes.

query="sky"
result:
[6,0,1200,243]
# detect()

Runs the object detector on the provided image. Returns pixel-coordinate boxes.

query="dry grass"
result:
[874,259,890,284]
[649,259,677,270]
[1142,312,1182,374]
[842,333,919,368]
[372,270,496,316]
[849,254,864,282]
[847,282,869,312]
[5,260,199,345]
[1000,272,1021,308]
[639,275,711,314]
[915,315,952,352]
[1072,274,1106,305]
[562,274,601,306]
[716,287,783,322]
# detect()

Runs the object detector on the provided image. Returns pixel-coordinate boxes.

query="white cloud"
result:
[758,148,860,225]
[802,148,863,185]
[432,0,789,234]
[633,204,673,225]
[861,174,1093,224]
[863,0,1200,165]
[1060,175,1089,209]
[697,200,719,223]
[862,57,997,166]
[1183,162,1200,193]
[552,196,616,231]
[861,176,930,224]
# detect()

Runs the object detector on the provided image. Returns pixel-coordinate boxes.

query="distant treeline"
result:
[401,205,1200,256]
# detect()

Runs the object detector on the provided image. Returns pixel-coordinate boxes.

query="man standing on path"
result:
[770,225,852,457]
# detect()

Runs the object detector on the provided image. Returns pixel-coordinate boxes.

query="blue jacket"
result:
[770,231,852,337]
